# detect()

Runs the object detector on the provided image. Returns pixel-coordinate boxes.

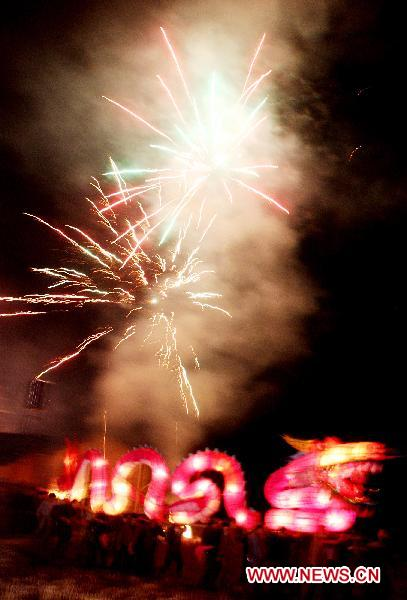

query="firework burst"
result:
[0,30,289,418]
[102,29,288,259]
[0,169,229,417]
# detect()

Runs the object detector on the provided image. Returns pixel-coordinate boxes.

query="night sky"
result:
[1,0,406,487]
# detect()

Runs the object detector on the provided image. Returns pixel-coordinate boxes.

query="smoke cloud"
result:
[2,0,347,458]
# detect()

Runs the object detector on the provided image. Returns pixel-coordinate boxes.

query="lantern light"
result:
[114,481,130,496]
[324,509,356,532]
[182,525,193,539]
[235,510,248,525]
[295,514,318,533]
[155,467,169,480]
[172,480,186,494]
[192,455,207,470]
[197,479,211,493]
[320,447,348,467]
[226,483,241,494]
[267,509,293,530]
[53,441,386,530]
[119,464,131,477]
[316,489,331,507]
[91,481,105,489]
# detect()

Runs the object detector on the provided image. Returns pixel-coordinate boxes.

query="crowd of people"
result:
[34,491,396,596]
[35,492,250,589]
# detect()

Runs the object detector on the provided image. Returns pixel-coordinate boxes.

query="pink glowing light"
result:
[264,509,293,530]
[57,446,170,519]
[324,509,356,532]
[52,439,388,532]
[264,438,387,534]
[169,450,260,529]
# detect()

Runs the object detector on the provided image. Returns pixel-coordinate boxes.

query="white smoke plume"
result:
[2,0,344,458]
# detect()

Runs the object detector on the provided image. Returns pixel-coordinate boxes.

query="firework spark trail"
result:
[1,179,227,416]
[151,312,200,417]
[36,328,114,381]
[102,30,289,247]
[231,178,289,214]
[241,70,272,106]
[102,96,175,144]
[156,74,187,125]
[241,33,266,96]
[0,294,112,306]
[159,27,202,128]
[0,311,48,317]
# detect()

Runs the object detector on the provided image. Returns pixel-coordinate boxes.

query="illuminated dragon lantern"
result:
[53,447,259,529]
[264,435,389,533]
[169,450,260,529]
[54,446,171,520]
[52,436,389,533]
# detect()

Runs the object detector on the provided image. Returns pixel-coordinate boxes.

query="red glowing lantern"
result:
[53,437,388,532]
[169,450,260,529]
[68,449,109,511]
[105,447,170,519]
[264,438,387,534]
[59,447,170,518]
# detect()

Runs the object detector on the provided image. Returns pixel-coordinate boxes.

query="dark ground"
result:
[0,537,239,600]
[2,534,407,600]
